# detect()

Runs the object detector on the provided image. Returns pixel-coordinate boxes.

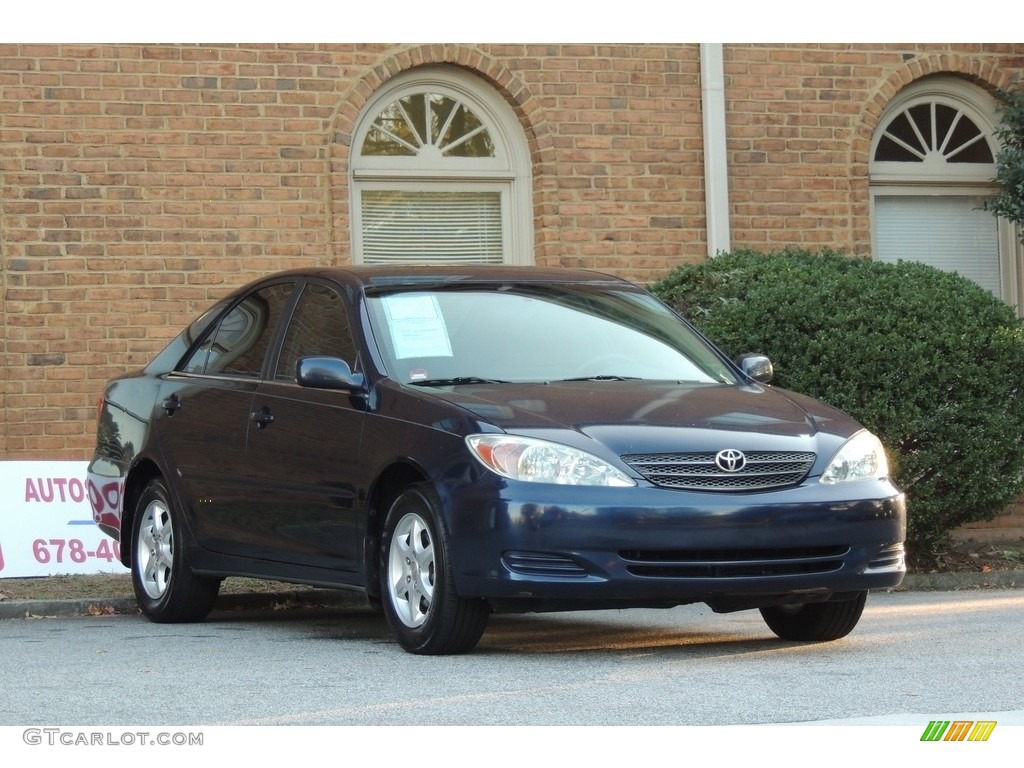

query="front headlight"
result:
[466,434,635,487]
[820,431,890,484]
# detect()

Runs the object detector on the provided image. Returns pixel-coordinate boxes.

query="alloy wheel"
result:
[136,499,174,600]
[387,511,436,628]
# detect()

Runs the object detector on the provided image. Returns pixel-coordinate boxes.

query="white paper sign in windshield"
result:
[383,294,454,359]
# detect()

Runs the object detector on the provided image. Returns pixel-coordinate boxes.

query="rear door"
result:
[153,281,296,555]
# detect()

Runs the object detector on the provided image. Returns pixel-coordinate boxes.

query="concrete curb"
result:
[897,569,1024,591]
[0,589,368,620]
[1,572,1022,620]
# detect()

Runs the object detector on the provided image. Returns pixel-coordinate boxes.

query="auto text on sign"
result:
[0,461,127,577]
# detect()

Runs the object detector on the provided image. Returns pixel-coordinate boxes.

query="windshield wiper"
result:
[408,376,508,387]
[554,375,641,382]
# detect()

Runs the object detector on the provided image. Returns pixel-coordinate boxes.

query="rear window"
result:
[179,282,295,377]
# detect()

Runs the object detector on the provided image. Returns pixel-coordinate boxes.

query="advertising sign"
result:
[0,461,127,577]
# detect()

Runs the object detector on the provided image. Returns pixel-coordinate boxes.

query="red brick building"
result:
[1,43,1022,532]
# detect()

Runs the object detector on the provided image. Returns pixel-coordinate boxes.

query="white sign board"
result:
[0,461,127,577]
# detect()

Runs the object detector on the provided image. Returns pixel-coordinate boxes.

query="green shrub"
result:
[982,81,1024,242]
[651,248,1024,556]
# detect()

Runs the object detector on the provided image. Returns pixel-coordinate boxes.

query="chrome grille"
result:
[622,450,815,491]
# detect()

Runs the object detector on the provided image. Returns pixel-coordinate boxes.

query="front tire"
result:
[380,485,489,654]
[131,478,220,623]
[760,591,867,642]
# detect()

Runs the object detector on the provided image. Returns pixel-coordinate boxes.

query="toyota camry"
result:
[87,266,906,654]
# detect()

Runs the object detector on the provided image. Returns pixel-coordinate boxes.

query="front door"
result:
[242,281,367,574]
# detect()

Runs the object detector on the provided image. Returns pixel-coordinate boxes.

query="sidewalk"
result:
[1,570,1021,620]
[0,586,368,620]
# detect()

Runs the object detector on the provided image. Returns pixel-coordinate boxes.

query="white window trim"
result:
[869,77,1023,315]
[870,77,999,183]
[350,67,533,266]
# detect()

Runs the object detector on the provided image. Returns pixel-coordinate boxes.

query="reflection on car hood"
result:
[421,380,860,452]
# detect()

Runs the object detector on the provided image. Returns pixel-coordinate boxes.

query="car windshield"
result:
[364,283,740,386]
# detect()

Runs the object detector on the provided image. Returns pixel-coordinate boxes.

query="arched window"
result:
[870,77,1022,312]
[351,67,533,266]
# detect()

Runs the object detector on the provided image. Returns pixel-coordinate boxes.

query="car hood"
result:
[420,380,860,455]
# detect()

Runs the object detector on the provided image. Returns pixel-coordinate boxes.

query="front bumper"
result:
[441,477,906,613]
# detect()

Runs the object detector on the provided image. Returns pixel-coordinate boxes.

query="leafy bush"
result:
[982,81,1024,242]
[651,248,1024,556]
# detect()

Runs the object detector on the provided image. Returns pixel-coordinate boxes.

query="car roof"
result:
[263,265,634,292]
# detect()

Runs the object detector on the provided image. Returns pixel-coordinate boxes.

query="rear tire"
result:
[131,478,220,623]
[380,485,489,654]
[760,591,867,642]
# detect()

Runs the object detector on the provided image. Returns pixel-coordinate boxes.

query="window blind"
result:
[361,190,503,265]
[875,195,1001,296]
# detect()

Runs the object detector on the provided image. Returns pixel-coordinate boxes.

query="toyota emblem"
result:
[715,449,747,472]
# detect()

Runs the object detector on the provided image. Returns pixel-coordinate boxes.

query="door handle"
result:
[250,406,275,429]
[161,394,183,416]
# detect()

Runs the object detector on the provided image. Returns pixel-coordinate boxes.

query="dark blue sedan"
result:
[87,266,905,654]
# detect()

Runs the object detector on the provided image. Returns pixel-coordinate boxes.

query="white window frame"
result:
[350,67,533,266]
[869,77,1023,314]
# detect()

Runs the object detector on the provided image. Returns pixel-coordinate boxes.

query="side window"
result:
[181,283,294,377]
[276,283,357,381]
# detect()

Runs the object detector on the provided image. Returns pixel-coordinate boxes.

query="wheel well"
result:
[364,463,427,600]
[119,459,164,568]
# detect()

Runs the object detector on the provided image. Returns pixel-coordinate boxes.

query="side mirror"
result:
[296,356,366,392]
[737,353,774,384]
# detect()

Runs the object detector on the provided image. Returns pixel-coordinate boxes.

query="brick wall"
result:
[954,498,1024,543]
[2,43,1024,464]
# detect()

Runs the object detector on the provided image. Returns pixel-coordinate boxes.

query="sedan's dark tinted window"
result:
[180,282,294,377]
[275,283,357,381]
